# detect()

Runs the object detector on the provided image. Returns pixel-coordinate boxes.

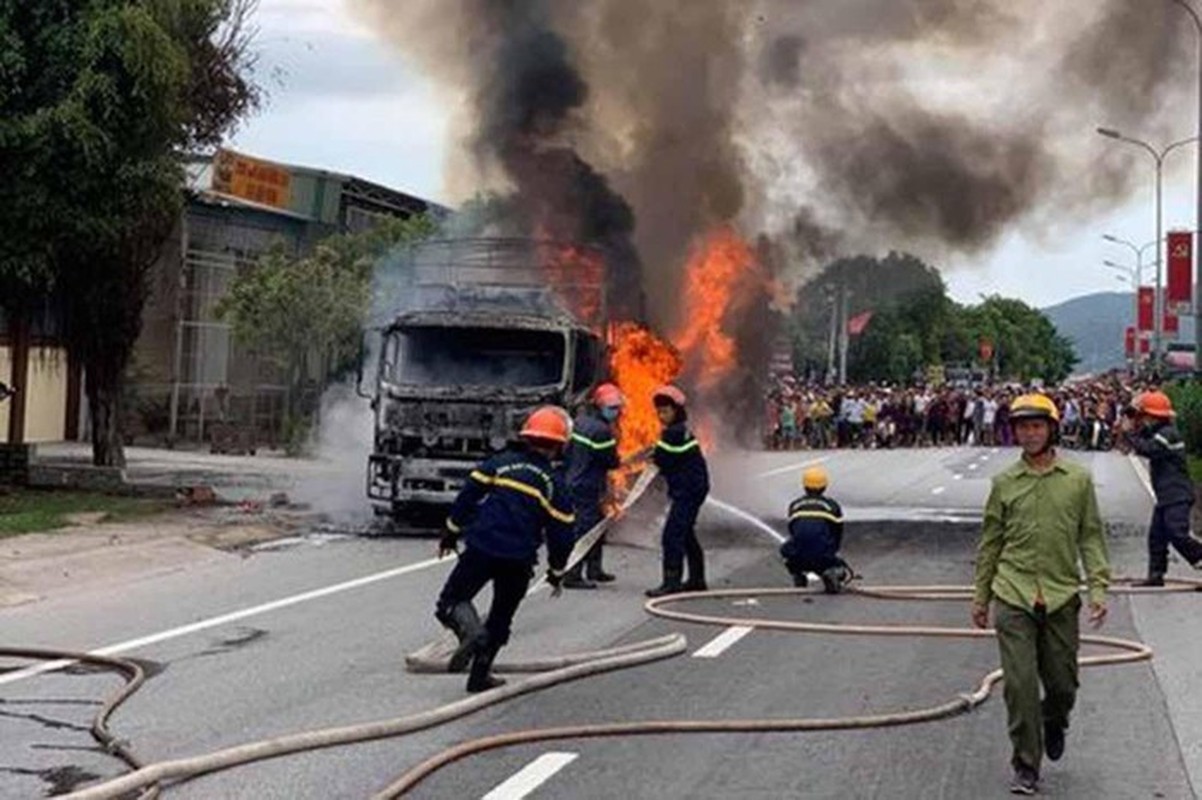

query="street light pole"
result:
[1170,0,1202,371]
[1097,129,1198,364]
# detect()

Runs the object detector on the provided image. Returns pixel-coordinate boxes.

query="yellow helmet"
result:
[802,466,829,492]
[1009,393,1060,424]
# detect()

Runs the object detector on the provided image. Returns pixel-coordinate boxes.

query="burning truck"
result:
[360,238,610,523]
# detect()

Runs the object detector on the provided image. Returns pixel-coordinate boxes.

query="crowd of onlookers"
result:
[761,374,1145,452]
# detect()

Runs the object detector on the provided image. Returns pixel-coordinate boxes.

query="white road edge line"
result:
[482,752,579,800]
[1127,453,1157,503]
[693,625,754,658]
[757,456,828,478]
[0,555,451,688]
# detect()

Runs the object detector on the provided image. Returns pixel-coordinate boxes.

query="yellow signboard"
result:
[211,148,292,209]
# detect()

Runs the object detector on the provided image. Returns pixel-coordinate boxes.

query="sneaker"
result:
[1045,720,1066,761]
[1009,765,1038,795]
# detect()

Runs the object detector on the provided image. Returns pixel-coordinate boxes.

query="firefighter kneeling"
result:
[434,406,576,693]
[781,466,851,593]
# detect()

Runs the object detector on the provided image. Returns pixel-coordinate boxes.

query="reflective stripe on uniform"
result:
[446,519,461,533]
[1154,433,1186,451]
[656,437,700,454]
[789,510,843,524]
[470,469,493,484]
[490,476,576,524]
[571,432,617,450]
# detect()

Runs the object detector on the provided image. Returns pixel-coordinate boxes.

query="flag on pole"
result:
[847,310,874,336]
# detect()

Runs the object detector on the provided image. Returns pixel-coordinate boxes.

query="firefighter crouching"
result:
[435,406,576,693]
[1120,390,1202,586]
[646,385,711,597]
[781,466,852,593]
[562,383,624,589]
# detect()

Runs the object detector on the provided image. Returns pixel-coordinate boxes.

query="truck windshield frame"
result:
[382,325,569,390]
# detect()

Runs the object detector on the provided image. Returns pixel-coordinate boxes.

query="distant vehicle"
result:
[1164,342,1195,377]
[358,238,609,524]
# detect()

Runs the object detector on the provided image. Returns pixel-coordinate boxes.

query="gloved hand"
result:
[438,530,459,559]
[546,569,564,598]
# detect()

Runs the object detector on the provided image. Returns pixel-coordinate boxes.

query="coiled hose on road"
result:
[3,574,1194,799]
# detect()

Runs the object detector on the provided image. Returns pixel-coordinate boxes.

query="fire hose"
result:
[1,472,1195,798]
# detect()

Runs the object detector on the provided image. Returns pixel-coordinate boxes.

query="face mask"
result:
[600,406,621,422]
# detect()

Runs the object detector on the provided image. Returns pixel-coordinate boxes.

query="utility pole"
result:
[838,281,850,385]
[825,287,838,385]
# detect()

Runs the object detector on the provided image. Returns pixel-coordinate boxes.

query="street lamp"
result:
[1169,0,1202,368]
[1096,129,1198,361]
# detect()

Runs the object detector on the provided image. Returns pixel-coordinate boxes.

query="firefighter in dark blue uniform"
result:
[646,385,710,597]
[435,406,576,693]
[781,466,851,593]
[1121,390,1202,586]
[563,383,624,589]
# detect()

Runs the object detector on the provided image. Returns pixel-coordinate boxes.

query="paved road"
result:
[2,446,1195,799]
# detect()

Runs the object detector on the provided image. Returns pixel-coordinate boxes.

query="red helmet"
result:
[520,406,572,444]
[653,384,688,407]
[1134,390,1175,419]
[593,383,624,408]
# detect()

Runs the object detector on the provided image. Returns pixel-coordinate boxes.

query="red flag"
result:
[1138,286,1155,332]
[1125,326,1136,357]
[1165,306,1180,335]
[847,310,874,336]
[1167,230,1193,312]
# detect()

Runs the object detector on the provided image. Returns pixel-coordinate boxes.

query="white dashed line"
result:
[953,474,964,481]
[483,753,579,800]
[758,456,828,478]
[693,625,755,658]
[0,556,450,687]
[968,463,978,471]
[931,486,947,496]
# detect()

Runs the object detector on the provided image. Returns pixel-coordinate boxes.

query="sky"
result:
[229,0,1200,318]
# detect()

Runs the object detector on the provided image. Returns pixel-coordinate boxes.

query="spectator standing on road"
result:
[971,393,1110,795]
[436,407,576,692]
[1121,391,1202,586]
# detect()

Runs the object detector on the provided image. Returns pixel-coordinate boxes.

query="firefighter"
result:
[972,393,1110,795]
[1121,390,1202,586]
[435,406,576,693]
[646,385,711,597]
[781,466,851,593]
[563,383,624,589]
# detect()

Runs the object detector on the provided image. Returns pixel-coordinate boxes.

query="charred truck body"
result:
[365,238,608,521]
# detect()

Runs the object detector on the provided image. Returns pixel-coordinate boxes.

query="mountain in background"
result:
[1042,291,1196,375]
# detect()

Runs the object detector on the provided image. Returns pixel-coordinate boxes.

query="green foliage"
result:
[0,489,173,537]
[0,0,260,465]
[216,214,435,422]
[791,254,1079,384]
[1166,382,1202,456]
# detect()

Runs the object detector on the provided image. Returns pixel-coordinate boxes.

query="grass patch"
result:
[0,489,174,537]
[1191,457,1202,485]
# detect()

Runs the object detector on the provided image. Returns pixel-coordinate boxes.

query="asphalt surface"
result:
[2,446,1196,799]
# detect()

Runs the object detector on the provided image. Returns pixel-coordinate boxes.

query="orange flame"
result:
[609,322,682,460]
[671,225,758,391]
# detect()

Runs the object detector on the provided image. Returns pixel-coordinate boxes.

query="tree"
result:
[0,0,260,466]
[216,214,436,449]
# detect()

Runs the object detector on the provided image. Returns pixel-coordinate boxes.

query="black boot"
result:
[466,640,506,693]
[1135,574,1166,587]
[562,562,597,590]
[791,572,808,588]
[682,538,706,588]
[645,569,684,598]
[585,546,615,583]
[436,602,486,673]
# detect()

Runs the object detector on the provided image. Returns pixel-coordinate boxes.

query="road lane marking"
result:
[967,463,978,471]
[693,625,754,658]
[953,474,964,481]
[757,456,828,478]
[482,752,578,799]
[0,555,450,687]
[1127,453,1157,502]
[931,486,946,496]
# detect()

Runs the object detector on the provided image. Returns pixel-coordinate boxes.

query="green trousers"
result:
[993,596,1081,773]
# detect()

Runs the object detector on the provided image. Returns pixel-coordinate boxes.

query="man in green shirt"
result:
[972,393,1111,795]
